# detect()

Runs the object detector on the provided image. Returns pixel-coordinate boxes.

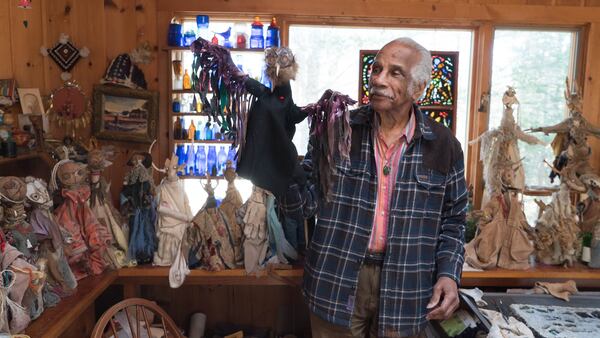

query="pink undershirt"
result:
[368,109,416,253]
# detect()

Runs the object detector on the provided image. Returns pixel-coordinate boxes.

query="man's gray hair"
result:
[388,37,431,97]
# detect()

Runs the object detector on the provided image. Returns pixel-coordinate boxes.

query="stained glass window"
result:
[420,108,453,129]
[417,54,457,107]
[358,50,459,133]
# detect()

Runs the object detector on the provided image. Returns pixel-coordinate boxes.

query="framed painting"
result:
[92,84,158,143]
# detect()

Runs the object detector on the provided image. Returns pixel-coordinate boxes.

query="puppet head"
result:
[25,177,52,209]
[148,140,185,181]
[51,160,88,191]
[565,77,583,113]
[265,47,298,88]
[0,177,27,203]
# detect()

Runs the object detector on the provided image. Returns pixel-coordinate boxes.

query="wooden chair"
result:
[91,297,185,338]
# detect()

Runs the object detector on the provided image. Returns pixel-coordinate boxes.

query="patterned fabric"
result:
[282,104,467,337]
[54,187,111,279]
[369,109,416,253]
[48,41,80,72]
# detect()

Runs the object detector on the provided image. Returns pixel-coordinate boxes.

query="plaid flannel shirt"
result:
[282,104,467,337]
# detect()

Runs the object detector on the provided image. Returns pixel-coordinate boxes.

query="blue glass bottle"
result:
[204,122,213,140]
[227,145,237,170]
[195,145,207,176]
[183,30,196,47]
[186,145,195,175]
[265,17,280,48]
[175,145,185,176]
[212,123,221,140]
[249,16,264,49]
[207,145,217,177]
[217,146,228,175]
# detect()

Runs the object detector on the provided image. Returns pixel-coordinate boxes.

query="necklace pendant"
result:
[383,165,391,176]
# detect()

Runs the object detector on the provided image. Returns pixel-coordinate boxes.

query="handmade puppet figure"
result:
[531,78,600,196]
[150,141,193,267]
[236,186,269,274]
[0,241,46,322]
[534,183,581,266]
[187,176,238,272]
[191,38,355,200]
[51,157,111,279]
[0,176,39,262]
[120,152,157,265]
[0,269,32,334]
[470,87,545,204]
[88,149,133,269]
[465,89,539,270]
[218,160,244,265]
[25,176,77,300]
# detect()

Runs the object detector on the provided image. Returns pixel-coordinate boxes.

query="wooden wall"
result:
[0,0,159,203]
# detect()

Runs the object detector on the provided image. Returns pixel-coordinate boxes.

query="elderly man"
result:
[283,37,467,337]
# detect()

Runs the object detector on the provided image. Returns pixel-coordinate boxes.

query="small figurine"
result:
[237,186,269,274]
[150,141,193,267]
[25,176,77,299]
[120,152,157,264]
[51,154,111,279]
[88,148,134,269]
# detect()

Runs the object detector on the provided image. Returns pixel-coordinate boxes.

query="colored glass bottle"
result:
[207,145,217,177]
[265,17,280,48]
[204,121,213,140]
[174,116,182,140]
[227,145,237,170]
[249,16,264,49]
[183,69,192,89]
[217,146,228,176]
[175,145,185,176]
[195,145,207,176]
[212,123,221,140]
[188,120,196,141]
[186,145,195,175]
[181,118,188,140]
[183,30,196,47]
[172,95,181,113]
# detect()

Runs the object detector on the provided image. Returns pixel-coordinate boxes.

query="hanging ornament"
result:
[40,33,90,81]
[48,81,91,136]
[17,0,32,9]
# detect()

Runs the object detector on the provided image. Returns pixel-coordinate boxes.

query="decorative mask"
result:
[25,177,52,209]
[0,177,27,203]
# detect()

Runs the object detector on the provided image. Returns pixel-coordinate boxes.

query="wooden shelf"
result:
[173,139,233,144]
[172,89,195,94]
[25,271,117,338]
[0,151,41,165]
[164,46,265,53]
[172,112,210,116]
[461,262,600,288]
[179,175,225,179]
[116,266,303,286]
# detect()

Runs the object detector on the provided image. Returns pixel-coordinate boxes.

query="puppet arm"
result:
[584,120,600,138]
[515,127,546,145]
[530,119,570,134]
[157,205,193,223]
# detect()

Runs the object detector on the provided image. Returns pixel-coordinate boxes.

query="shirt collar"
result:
[373,105,416,144]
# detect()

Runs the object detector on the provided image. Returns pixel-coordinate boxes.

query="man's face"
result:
[369,42,424,115]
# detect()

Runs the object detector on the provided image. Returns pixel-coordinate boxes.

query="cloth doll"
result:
[120,152,157,265]
[0,176,39,262]
[88,149,134,269]
[218,160,244,265]
[25,176,77,300]
[236,186,269,274]
[51,158,111,280]
[150,144,193,267]
[186,176,237,272]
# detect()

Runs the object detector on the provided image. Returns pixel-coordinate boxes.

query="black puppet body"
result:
[236,79,307,198]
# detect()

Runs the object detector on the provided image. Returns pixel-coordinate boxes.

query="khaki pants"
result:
[310,263,424,338]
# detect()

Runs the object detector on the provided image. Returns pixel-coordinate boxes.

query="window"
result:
[288,25,474,160]
[488,28,578,224]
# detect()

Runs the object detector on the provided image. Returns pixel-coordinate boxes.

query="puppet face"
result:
[164,156,184,181]
[88,149,107,172]
[264,47,298,87]
[58,162,88,188]
[0,177,27,202]
[26,177,52,208]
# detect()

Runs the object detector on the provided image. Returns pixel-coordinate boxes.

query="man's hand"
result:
[426,277,459,321]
